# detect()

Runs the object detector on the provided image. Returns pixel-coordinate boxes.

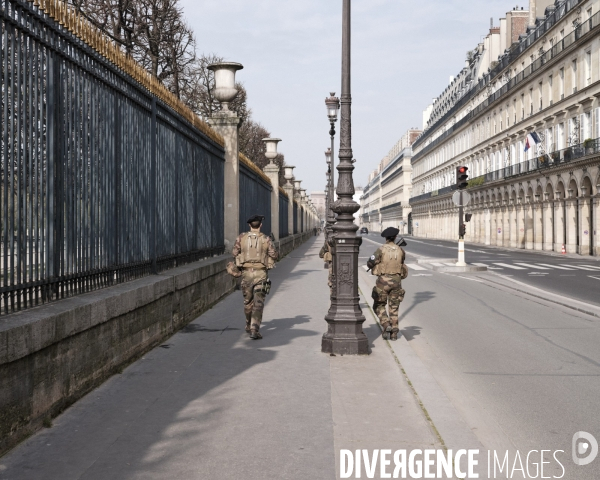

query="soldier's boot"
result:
[381,322,392,340]
[249,324,262,340]
[390,327,400,341]
[245,313,252,334]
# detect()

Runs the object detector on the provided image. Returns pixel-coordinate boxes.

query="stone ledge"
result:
[0,256,228,365]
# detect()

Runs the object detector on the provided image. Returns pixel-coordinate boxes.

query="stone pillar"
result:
[565,191,578,254]
[525,197,534,250]
[595,187,600,256]
[534,198,543,250]
[554,196,565,251]
[503,204,510,247]
[263,162,280,241]
[208,114,241,250]
[283,183,294,237]
[484,207,491,245]
[207,62,244,251]
[578,196,590,256]
[509,202,517,248]
[516,202,525,248]
[496,206,504,247]
[542,195,554,251]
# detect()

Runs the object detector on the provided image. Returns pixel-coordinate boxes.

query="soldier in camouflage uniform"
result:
[367,227,407,341]
[232,215,278,340]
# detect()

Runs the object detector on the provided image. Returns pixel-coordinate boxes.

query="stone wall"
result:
[0,231,314,456]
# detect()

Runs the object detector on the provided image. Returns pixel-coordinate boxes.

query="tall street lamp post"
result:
[325,93,340,238]
[322,0,368,355]
[325,148,333,235]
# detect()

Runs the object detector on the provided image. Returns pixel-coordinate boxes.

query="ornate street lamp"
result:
[322,0,369,355]
[325,93,340,237]
[325,148,332,232]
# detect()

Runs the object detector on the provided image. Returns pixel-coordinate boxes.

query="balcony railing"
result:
[413,0,593,156]
[467,140,600,188]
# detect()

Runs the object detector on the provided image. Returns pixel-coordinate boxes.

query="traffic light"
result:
[465,213,472,222]
[456,166,469,190]
[459,224,466,237]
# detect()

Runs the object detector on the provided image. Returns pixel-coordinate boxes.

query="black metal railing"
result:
[279,189,289,238]
[467,140,600,188]
[239,160,272,236]
[0,0,225,316]
[293,201,298,234]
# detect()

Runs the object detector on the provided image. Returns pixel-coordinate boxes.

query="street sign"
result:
[452,190,471,206]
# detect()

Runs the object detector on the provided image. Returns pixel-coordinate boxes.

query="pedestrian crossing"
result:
[471,262,600,272]
[363,262,600,273]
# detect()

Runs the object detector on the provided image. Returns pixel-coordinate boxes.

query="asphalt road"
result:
[357,234,600,479]
[359,233,600,307]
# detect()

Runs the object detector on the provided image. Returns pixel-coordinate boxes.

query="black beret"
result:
[247,214,265,224]
[381,227,399,238]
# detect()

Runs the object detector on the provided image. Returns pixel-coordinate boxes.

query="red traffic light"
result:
[456,166,469,190]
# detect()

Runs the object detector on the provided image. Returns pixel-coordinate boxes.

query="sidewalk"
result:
[0,237,442,480]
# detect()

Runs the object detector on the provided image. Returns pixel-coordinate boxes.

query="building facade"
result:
[360,129,420,234]
[310,191,327,224]
[410,0,600,256]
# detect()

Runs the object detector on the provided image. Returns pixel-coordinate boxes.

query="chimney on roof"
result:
[529,0,536,26]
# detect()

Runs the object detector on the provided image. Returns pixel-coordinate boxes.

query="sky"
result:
[180,0,524,194]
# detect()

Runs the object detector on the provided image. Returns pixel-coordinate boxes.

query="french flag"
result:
[524,132,541,152]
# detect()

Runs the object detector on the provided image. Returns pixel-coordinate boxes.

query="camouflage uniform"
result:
[232,231,278,338]
[367,241,407,340]
[318,239,333,293]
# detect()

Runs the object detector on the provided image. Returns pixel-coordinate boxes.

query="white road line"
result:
[580,265,600,271]
[444,263,457,266]
[536,264,575,270]
[473,262,503,270]
[407,263,427,271]
[431,262,445,267]
[589,276,600,281]
[562,265,599,271]
[514,263,551,270]
[361,265,369,271]
[493,263,527,270]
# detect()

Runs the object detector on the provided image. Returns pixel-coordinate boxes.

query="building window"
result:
[572,59,577,94]
[585,50,591,86]
[557,123,564,150]
[546,127,554,152]
[529,88,533,115]
[521,94,525,120]
[583,111,591,140]
[539,81,543,111]
[548,75,553,105]
[513,99,517,123]
[559,68,564,99]
[596,108,600,139]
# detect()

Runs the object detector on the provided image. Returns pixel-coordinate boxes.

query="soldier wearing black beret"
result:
[231,215,278,339]
[366,227,408,341]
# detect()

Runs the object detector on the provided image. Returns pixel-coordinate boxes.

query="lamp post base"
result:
[322,328,369,355]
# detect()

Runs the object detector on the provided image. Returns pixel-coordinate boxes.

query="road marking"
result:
[431,262,445,267]
[473,262,503,270]
[361,265,369,271]
[528,272,549,275]
[407,263,427,271]
[536,263,574,270]
[493,263,527,270]
[562,265,599,271]
[589,276,600,281]
[412,274,433,277]
[444,263,457,266]
[580,265,600,271]
[514,263,550,270]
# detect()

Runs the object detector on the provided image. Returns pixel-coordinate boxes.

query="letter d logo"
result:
[572,432,599,466]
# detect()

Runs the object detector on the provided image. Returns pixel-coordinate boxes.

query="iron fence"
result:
[293,201,298,234]
[279,189,289,238]
[0,0,225,316]
[239,159,272,236]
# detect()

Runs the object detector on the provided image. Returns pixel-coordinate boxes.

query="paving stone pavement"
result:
[0,236,442,480]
